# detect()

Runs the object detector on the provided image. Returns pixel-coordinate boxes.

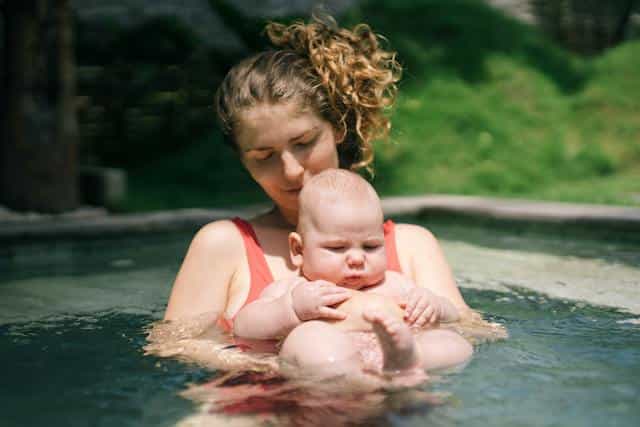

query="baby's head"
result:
[289,169,387,289]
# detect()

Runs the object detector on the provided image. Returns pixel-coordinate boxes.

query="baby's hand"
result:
[291,280,351,321]
[402,287,442,328]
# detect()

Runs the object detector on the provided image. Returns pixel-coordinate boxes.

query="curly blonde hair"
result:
[215,14,401,172]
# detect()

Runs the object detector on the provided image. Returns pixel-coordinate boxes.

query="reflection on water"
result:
[2,290,638,427]
[2,288,639,427]
[144,311,475,426]
[177,370,444,427]
[142,302,505,426]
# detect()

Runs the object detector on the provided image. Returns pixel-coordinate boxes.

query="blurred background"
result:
[2,0,639,214]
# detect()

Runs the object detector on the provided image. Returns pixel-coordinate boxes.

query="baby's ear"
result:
[288,232,304,268]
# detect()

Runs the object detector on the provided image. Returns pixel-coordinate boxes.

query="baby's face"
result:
[300,202,386,289]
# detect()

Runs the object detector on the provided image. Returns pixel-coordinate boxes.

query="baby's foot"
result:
[364,311,420,372]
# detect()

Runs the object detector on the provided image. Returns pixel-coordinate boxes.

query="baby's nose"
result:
[346,251,365,267]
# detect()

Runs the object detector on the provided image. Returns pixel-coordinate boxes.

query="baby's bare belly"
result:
[328,292,406,371]
[329,291,404,332]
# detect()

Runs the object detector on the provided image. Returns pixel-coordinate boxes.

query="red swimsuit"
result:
[218,218,403,331]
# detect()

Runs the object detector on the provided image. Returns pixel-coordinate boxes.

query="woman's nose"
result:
[281,150,304,182]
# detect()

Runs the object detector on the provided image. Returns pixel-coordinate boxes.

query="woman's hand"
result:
[291,280,351,321]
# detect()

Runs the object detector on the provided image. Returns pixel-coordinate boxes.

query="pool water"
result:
[1,222,639,427]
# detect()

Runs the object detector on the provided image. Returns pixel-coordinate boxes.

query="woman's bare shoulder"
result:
[393,222,439,250]
[164,219,245,321]
[190,219,244,252]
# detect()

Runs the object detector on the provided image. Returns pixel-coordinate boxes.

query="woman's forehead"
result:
[236,102,324,149]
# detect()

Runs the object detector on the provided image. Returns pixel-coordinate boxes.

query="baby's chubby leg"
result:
[413,329,473,372]
[349,293,472,372]
[280,292,410,377]
[279,320,361,378]
[279,292,472,376]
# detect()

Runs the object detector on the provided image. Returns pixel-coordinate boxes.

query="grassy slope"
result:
[122,0,640,211]
[355,0,640,205]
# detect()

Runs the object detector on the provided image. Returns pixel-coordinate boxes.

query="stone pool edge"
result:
[2,195,640,242]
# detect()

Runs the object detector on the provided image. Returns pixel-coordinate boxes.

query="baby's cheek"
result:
[304,253,343,283]
[369,254,388,282]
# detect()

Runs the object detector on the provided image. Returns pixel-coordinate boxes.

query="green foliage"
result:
[343,0,587,92]
[342,0,639,205]
[77,0,639,210]
[76,16,229,168]
[120,131,267,211]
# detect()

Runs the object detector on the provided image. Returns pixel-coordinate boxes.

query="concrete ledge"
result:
[1,195,640,242]
[0,206,269,242]
[381,195,640,230]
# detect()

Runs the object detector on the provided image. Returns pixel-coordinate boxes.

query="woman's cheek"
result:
[309,139,339,172]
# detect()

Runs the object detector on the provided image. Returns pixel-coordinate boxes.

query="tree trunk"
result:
[1,0,78,213]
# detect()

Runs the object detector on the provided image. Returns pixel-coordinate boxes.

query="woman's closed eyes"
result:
[249,135,318,163]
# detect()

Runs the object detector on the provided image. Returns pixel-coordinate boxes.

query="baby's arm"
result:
[373,271,460,326]
[233,278,351,340]
[233,278,301,340]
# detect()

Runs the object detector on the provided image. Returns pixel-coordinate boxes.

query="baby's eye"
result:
[363,244,382,251]
[326,245,346,252]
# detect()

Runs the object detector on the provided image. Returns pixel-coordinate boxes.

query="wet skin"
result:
[327,291,405,332]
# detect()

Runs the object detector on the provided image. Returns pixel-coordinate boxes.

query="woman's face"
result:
[235,101,340,221]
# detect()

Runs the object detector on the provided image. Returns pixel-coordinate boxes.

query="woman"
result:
[163,16,472,352]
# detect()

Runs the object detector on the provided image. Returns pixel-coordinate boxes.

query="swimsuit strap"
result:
[383,219,403,273]
[218,218,276,333]
[230,217,275,305]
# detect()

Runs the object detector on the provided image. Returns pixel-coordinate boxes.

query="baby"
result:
[234,169,472,376]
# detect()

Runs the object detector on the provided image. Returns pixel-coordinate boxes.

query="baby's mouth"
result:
[341,274,366,287]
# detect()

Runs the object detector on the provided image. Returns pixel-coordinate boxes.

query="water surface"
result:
[1,222,639,426]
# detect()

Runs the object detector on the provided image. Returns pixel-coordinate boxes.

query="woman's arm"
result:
[233,279,302,339]
[164,220,244,322]
[394,224,472,320]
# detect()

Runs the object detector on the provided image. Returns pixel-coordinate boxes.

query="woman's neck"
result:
[256,206,298,229]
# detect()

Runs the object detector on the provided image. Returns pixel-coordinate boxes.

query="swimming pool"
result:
[1,219,639,426]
